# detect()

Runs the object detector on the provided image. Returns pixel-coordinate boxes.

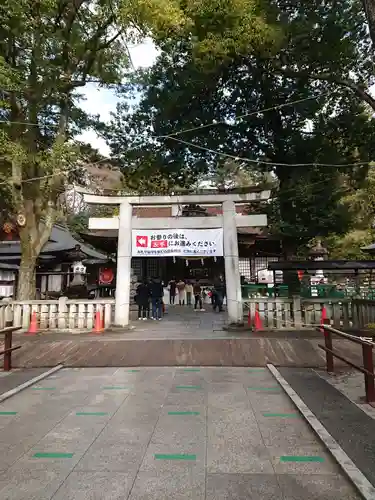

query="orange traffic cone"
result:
[101,309,105,331]
[254,308,263,332]
[92,311,102,334]
[27,311,38,335]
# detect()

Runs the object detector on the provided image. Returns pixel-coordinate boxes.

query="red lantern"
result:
[3,222,13,233]
[2,222,14,240]
[99,268,114,285]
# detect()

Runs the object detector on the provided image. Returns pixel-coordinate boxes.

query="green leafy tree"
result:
[0,0,200,299]
[108,0,375,256]
[270,0,375,110]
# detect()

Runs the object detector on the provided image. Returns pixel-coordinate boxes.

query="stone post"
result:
[222,200,243,323]
[114,201,132,326]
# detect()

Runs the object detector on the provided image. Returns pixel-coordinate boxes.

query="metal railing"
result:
[319,323,375,405]
[0,326,22,371]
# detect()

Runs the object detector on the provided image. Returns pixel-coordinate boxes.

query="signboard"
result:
[131,229,223,257]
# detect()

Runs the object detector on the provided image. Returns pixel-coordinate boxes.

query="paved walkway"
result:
[0,367,360,499]
[128,305,227,339]
[280,367,375,490]
[0,368,52,396]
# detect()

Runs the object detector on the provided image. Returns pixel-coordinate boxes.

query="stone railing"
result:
[0,297,115,331]
[242,297,352,329]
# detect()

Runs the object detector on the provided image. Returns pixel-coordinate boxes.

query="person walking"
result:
[150,277,164,320]
[177,279,186,305]
[193,280,204,311]
[169,278,177,305]
[185,281,193,306]
[136,280,151,320]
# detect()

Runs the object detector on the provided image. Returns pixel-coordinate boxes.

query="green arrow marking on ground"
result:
[31,387,56,391]
[102,386,129,390]
[33,453,74,458]
[280,456,324,462]
[128,369,140,372]
[175,385,202,390]
[0,411,17,415]
[76,412,108,416]
[183,368,201,372]
[168,411,200,416]
[263,413,298,418]
[154,454,196,461]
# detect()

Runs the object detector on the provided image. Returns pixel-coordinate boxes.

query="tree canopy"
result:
[105,0,375,255]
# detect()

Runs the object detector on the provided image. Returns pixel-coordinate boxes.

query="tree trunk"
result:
[362,0,375,51]
[17,251,38,300]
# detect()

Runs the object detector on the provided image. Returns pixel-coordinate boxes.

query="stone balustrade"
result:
[0,297,115,331]
[1,296,374,332]
[243,297,354,329]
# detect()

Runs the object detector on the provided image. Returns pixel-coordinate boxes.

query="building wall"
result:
[0,270,15,297]
[40,265,63,293]
[239,256,280,281]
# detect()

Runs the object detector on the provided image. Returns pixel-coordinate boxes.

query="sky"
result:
[76,38,160,156]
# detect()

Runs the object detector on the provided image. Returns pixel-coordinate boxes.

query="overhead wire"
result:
[160,135,371,168]
[156,93,331,139]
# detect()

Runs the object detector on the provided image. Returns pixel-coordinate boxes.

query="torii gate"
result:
[84,192,270,326]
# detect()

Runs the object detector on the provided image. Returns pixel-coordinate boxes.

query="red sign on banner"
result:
[151,240,168,249]
[136,235,148,247]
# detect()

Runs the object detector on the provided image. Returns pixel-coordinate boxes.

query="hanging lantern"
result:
[99,268,114,285]
[173,256,176,264]
[201,258,204,266]
[2,222,14,241]
[3,222,13,234]
[186,259,189,267]
[214,256,217,263]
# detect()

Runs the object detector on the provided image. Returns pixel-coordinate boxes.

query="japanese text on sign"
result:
[131,229,223,257]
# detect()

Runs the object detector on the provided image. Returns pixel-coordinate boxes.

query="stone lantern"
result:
[65,245,87,295]
[308,239,328,261]
[309,239,328,287]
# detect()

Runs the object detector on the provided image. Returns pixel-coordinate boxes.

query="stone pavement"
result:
[0,366,361,499]
[128,305,227,338]
[0,369,51,396]
[279,367,375,491]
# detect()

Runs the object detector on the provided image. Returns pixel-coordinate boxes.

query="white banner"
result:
[131,229,223,257]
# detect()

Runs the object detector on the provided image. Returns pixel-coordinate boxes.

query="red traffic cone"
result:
[320,306,328,332]
[27,311,38,335]
[92,311,102,334]
[254,308,263,332]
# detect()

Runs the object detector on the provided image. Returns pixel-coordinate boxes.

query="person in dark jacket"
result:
[213,277,226,312]
[136,280,151,320]
[193,280,203,311]
[169,278,177,305]
[150,277,164,320]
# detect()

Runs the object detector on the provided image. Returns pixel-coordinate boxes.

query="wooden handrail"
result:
[319,325,374,346]
[319,324,375,405]
[0,326,21,371]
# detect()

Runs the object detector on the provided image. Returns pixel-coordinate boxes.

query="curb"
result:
[267,364,375,500]
[0,365,64,403]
